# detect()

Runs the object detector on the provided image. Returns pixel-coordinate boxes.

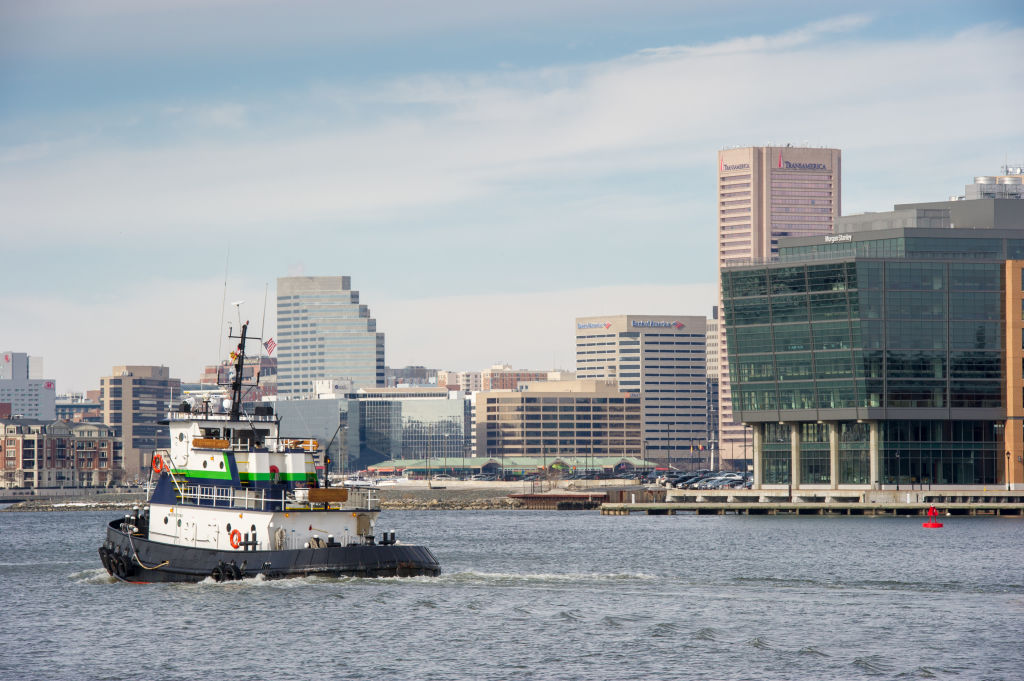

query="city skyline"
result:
[1,2,1021,393]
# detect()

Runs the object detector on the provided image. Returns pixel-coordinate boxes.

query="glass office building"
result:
[354,390,467,464]
[722,206,1024,490]
[276,276,385,399]
[275,388,468,473]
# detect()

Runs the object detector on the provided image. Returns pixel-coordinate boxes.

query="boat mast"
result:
[229,321,248,422]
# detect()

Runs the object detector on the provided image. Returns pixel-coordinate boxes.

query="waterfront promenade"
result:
[601,500,1024,516]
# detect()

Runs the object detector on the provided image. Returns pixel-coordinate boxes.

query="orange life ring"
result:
[152,453,167,474]
[229,529,242,549]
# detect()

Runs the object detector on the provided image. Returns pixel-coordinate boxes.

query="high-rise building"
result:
[276,276,385,399]
[705,307,720,459]
[99,365,181,481]
[0,352,56,420]
[721,198,1022,491]
[576,315,707,468]
[717,145,842,469]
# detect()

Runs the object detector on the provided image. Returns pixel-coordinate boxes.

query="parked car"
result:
[680,474,715,489]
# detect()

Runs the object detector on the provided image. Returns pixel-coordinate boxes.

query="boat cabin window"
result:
[232,430,253,447]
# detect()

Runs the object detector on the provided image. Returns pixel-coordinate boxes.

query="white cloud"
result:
[3,20,1020,248]
[2,16,1023,394]
[639,13,874,58]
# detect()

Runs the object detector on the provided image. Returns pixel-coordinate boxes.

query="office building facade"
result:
[276,276,385,399]
[437,370,483,393]
[575,315,707,467]
[55,393,103,423]
[721,199,1023,491]
[476,379,643,463]
[99,365,180,480]
[0,352,56,420]
[481,365,551,391]
[275,387,468,473]
[717,145,842,469]
[705,307,720,457]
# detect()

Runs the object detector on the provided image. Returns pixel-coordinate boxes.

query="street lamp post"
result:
[1007,450,1012,492]
[668,423,673,471]
[743,426,749,475]
[895,452,901,491]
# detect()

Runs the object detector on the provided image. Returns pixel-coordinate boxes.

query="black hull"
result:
[99,520,441,584]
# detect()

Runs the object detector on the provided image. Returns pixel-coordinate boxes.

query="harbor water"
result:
[1,509,1021,681]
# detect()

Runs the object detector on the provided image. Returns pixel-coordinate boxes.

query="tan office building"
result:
[475,379,642,461]
[100,365,181,481]
[717,146,841,468]
[576,315,707,467]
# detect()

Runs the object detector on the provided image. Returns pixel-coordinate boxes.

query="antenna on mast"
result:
[217,248,230,365]
[259,284,269,358]
[231,300,245,329]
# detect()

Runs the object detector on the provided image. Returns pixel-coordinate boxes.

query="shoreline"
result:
[0,487,530,512]
[0,480,631,512]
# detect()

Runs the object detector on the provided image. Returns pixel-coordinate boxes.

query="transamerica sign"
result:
[776,151,828,171]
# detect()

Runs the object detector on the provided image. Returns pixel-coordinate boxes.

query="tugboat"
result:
[97,322,440,583]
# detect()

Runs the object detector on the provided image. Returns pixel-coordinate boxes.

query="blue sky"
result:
[2,1,1022,392]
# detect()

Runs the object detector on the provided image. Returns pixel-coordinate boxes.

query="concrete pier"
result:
[600,501,1024,516]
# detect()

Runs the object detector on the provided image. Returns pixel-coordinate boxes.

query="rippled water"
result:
[1,510,1021,681]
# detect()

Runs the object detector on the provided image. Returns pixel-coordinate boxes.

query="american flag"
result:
[263,337,277,354]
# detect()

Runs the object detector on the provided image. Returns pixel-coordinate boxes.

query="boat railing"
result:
[174,484,380,512]
[345,487,380,510]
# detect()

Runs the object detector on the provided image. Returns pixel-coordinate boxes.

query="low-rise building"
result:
[55,392,103,423]
[1,418,124,488]
[481,365,552,391]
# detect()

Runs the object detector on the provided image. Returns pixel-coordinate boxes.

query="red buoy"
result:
[922,505,943,529]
